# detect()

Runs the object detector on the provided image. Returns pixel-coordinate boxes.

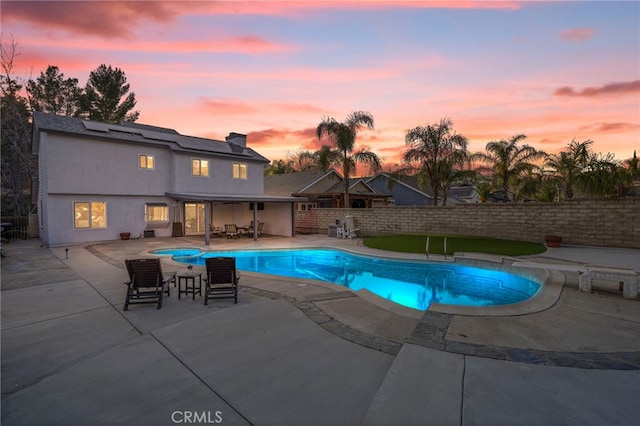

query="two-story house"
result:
[32,112,300,247]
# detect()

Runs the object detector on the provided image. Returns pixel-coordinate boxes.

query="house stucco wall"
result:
[44,133,172,195]
[43,194,176,246]
[296,198,640,249]
[172,153,264,195]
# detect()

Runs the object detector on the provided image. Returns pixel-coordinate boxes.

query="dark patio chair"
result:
[247,221,264,238]
[224,224,239,239]
[124,258,175,311]
[204,257,238,305]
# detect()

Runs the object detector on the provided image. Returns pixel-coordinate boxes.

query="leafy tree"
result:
[402,118,469,206]
[26,65,82,116]
[316,111,381,208]
[578,153,631,198]
[472,134,546,202]
[80,64,139,123]
[623,150,639,182]
[1,36,35,215]
[545,138,592,200]
[264,150,324,175]
[286,149,318,172]
[517,169,558,202]
[264,159,295,175]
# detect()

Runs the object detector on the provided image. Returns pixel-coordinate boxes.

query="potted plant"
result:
[544,235,562,248]
[120,232,131,240]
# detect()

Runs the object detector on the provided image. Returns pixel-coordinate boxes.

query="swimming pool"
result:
[154,248,540,310]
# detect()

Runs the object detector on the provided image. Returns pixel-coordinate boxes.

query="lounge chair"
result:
[224,224,239,239]
[248,221,264,238]
[124,258,175,311]
[204,257,238,305]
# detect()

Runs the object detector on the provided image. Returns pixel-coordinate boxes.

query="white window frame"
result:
[233,163,247,180]
[73,201,107,229]
[192,158,209,177]
[138,154,155,170]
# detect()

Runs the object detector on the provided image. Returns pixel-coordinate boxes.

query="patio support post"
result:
[252,202,258,240]
[204,201,211,246]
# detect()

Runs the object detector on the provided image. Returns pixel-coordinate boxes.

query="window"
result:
[144,203,169,222]
[233,163,247,179]
[297,203,317,211]
[74,202,107,229]
[139,154,154,169]
[192,159,209,177]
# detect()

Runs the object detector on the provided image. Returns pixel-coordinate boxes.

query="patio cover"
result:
[164,192,306,244]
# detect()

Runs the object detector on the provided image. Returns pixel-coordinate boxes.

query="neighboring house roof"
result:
[264,169,342,196]
[264,169,389,199]
[348,178,381,195]
[446,185,477,199]
[367,173,479,204]
[366,173,432,199]
[32,112,269,163]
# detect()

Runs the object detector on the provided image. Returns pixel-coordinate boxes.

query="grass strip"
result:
[363,234,547,256]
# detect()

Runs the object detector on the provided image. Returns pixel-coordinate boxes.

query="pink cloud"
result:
[559,27,596,42]
[185,1,523,17]
[15,34,295,56]
[579,122,640,133]
[1,1,187,39]
[2,0,521,41]
[197,99,258,115]
[554,80,640,97]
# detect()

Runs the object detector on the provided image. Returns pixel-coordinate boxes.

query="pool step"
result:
[362,343,464,425]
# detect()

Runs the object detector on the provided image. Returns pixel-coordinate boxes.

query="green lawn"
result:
[363,234,547,256]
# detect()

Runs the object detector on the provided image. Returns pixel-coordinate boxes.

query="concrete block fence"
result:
[295,198,640,249]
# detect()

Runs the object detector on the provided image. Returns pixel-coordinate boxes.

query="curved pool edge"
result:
[149,244,560,318]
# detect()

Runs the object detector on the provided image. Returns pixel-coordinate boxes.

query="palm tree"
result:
[472,134,546,202]
[402,118,469,206]
[475,182,493,203]
[316,111,381,208]
[545,138,593,200]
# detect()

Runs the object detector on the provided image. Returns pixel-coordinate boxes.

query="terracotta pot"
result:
[545,235,562,248]
[120,232,131,240]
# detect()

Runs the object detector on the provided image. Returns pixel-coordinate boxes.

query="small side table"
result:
[178,269,202,300]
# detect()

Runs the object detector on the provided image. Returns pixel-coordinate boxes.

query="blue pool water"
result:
[153,248,540,310]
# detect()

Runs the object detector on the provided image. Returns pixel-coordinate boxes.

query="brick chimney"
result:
[225,132,246,148]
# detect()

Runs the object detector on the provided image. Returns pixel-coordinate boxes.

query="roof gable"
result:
[264,169,336,196]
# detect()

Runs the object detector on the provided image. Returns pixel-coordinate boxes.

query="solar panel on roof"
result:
[82,121,110,132]
[139,130,178,142]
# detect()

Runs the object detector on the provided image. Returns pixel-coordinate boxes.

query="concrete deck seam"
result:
[0,305,114,333]
[1,332,145,400]
[149,332,254,425]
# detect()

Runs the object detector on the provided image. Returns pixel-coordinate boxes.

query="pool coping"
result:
[89,241,640,370]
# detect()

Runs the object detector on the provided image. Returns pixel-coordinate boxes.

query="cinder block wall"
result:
[295,198,640,249]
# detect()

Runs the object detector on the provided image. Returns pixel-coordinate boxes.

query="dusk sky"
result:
[3,1,639,169]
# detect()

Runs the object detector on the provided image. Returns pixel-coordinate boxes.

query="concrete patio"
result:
[1,235,639,425]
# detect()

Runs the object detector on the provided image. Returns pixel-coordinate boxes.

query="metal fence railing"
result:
[1,216,31,241]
